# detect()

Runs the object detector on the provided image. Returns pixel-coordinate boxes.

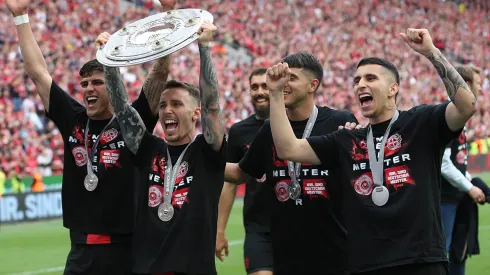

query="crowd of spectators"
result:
[0,0,489,179]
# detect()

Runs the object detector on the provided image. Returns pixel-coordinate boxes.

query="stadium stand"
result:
[0,0,488,187]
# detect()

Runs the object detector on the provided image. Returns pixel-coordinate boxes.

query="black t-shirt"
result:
[441,128,468,203]
[307,102,461,273]
[227,114,271,232]
[45,81,157,242]
[239,106,357,275]
[131,132,226,275]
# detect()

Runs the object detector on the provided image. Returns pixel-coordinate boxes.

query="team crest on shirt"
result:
[72,146,88,167]
[274,181,289,202]
[148,185,163,207]
[99,128,119,144]
[386,134,402,151]
[353,173,374,195]
[175,161,189,183]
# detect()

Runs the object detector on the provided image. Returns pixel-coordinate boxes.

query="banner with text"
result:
[0,190,62,224]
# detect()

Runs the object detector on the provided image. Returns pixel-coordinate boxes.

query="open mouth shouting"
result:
[85,96,99,108]
[163,119,179,135]
[358,93,374,108]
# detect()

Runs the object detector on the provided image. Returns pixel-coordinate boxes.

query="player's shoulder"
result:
[317,106,356,121]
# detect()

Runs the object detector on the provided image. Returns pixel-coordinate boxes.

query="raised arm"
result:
[103,65,146,154]
[141,0,176,115]
[266,63,321,165]
[198,21,224,152]
[142,56,171,115]
[6,0,52,111]
[400,28,477,131]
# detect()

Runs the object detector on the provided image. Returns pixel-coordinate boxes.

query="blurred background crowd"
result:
[0,0,488,182]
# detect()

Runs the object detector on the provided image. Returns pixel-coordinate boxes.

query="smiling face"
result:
[282,68,319,108]
[249,73,269,118]
[158,87,200,146]
[353,64,399,121]
[80,70,113,120]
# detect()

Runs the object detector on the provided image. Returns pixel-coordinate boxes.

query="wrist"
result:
[423,46,440,58]
[198,41,210,47]
[217,230,226,235]
[12,10,28,17]
[14,14,29,26]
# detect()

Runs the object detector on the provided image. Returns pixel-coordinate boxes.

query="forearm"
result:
[104,66,146,154]
[198,44,224,150]
[15,19,49,81]
[425,49,476,113]
[142,56,171,115]
[269,91,299,160]
[224,163,250,184]
[441,150,473,192]
[217,182,238,234]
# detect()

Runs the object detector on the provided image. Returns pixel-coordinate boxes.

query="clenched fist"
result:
[266,63,291,93]
[5,0,29,16]
[399,28,438,57]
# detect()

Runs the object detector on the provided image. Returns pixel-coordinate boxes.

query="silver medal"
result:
[288,181,302,200]
[158,202,175,222]
[84,173,98,191]
[371,186,389,206]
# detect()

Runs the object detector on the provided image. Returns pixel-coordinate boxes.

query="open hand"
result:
[215,232,229,262]
[338,122,362,131]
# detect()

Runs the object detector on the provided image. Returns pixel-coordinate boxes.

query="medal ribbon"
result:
[84,116,116,176]
[163,137,197,205]
[366,110,399,187]
[287,105,318,183]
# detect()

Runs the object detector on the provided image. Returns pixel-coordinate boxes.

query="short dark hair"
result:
[281,52,323,92]
[357,57,400,84]
[163,80,201,106]
[455,65,481,84]
[79,59,104,78]
[248,68,268,84]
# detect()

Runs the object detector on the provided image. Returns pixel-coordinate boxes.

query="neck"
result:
[286,99,314,121]
[255,111,269,120]
[167,130,196,147]
[369,107,396,125]
[89,112,114,121]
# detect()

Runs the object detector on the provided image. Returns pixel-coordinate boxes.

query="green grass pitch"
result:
[1,173,490,275]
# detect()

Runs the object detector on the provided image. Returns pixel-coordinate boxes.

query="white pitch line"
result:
[5,240,245,275]
[6,266,65,275]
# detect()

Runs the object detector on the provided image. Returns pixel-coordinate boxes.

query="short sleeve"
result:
[202,135,227,172]
[428,101,463,148]
[45,80,85,137]
[131,92,158,132]
[334,110,359,125]
[132,131,162,167]
[306,132,340,169]
[238,124,268,179]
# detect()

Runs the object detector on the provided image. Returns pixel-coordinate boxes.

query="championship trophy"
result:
[96,8,213,67]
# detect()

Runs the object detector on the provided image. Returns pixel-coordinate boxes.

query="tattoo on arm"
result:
[426,50,475,104]
[104,66,147,154]
[142,56,171,114]
[199,44,224,147]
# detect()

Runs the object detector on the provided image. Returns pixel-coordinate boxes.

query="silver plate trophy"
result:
[96,8,213,67]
